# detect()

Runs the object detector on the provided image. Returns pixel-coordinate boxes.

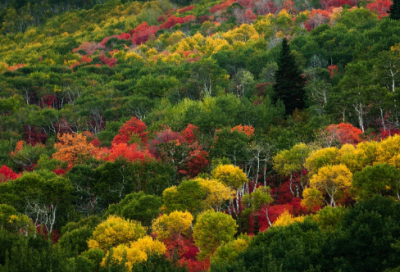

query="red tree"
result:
[366,0,392,19]
[98,55,117,68]
[112,117,148,145]
[180,150,209,178]
[181,124,199,144]
[0,165,19,182]
[130,22,160,45]
[103,143,152,162]
[326,123,363,145]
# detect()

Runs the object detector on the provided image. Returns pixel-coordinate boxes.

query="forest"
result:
[1,0,400,270]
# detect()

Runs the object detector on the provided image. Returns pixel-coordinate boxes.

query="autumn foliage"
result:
[182,124,199,144]
[366,0,392,18]
[326,123,363,145]
[130,22,160,45]
[53,133,96,164]
[112,117,148,145]
[0,165,19,182]
[98,143,152,162]
[231,125,255,137]
[160,15,196,30]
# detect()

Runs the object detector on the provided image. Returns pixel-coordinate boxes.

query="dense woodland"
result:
[2,0,400,271]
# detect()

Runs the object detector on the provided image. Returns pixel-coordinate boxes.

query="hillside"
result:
[1,0,400,271]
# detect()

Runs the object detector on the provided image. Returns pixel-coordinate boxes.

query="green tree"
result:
[273,143,313,197]
[193,210,237,260]
[353,163,400,200]
[104,192,162,227]
[211,234,251,266]
[273,38,306,115]
[161,179,206,217]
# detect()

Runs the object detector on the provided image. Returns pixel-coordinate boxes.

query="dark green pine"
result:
[389,0,400,20]
[273,38,306,116]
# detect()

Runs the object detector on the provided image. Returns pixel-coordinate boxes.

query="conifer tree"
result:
[389,0,400,20]
[273,38,306,115]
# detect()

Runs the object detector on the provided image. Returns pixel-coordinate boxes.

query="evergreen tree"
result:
[389,0,400,20]
[273,38,306,115]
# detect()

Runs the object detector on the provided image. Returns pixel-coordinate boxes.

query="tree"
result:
[211,128,250,166]
[211,164,248,190]
[301,187,324,211]
[376,135,400,167]
[105,192,162,227]
[323,196,400,272]
[311,205,346,232]
[193,210,237,260]
[197,178,235,212]
[0,165,20,182]
[389,0,400,20]
[10,141,46,171]
[273,38,306,115]
[111,117,148,145]
[242,186,274,226]
[273,210,305,227]
[87,215,146,251]
[98,143,152,162]
[102,236,166,271]
[273,143,313,197]
[0,204,35,234]
[161,179,206,217]
[189,58,228,98]
[58,216,101,254]
[326,123,363,145]
[66,165,98,216]
[334,61,373,132]
[353,163,400,200]
[309,164,353,207]
[152,211,193,240]
[1,171,74,234]
[211,234,251,266]
[305,147,339,176]
[53,133,95,164]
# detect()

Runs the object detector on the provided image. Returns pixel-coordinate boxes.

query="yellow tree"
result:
[338,144,363,173]
[309,164,353,207]
[87,215,146,251]
[301,187,324,211]
[305,147,339,176]
[203,37,231,55]
[355,140,379,167]
[211,164,248,215]
[222,24,259,43]
[152,211,193,240]
[53,133,96,164]
[102,245,146,270]
[273,210,305,227]
[130,235,167,255]
[101,236,166,270]
[197,178,235,212]
[211,164,248,190]
[376,135,400,167]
